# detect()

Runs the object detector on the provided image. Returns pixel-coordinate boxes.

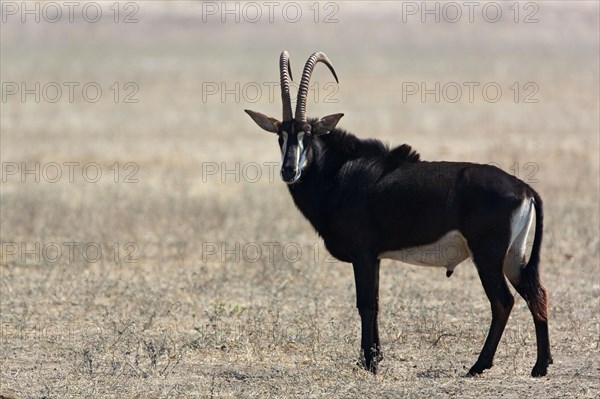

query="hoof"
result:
[531,361,550,377]
[531,353,553,377]
[356,359,378,374]
[358,350,381,374]
[467,361,493,376]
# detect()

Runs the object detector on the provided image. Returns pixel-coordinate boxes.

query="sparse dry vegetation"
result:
[1,2,598,398]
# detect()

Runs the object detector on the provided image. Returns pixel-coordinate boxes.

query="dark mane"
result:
[310,117,421,169]
[319,127,387,157]
[382,143,421,174]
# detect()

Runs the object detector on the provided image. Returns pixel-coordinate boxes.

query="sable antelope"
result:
[245,51,552,377]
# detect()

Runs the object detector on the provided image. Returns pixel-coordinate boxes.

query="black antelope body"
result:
[245,51,552,377]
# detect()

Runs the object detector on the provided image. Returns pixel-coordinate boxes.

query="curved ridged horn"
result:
[279,51,293,122]
[295,52,339,123]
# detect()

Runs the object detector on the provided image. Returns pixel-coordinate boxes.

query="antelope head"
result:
[245,51,344,184]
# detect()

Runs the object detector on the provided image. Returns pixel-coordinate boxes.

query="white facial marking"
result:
[280,131,288,163]
[297,132,305,169]
[378,230,471,274]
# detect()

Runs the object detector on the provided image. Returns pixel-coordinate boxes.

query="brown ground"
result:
[1,2,598,398]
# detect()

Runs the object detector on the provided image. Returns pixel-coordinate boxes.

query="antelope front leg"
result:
[353,257,382,373]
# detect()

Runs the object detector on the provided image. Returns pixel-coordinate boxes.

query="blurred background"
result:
[1,1,599,398]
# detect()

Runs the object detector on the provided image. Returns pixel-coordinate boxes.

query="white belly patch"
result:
[378,230,470,274]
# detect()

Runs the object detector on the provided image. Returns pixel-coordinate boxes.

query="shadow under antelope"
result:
[245,51,552,377]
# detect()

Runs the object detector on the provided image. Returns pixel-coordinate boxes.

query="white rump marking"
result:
[378,230,471,274]
[504,198,535,286]
[509,198,534,247]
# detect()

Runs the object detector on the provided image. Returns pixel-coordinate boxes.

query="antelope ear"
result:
[245,110,280,133]
[312,113,344,136]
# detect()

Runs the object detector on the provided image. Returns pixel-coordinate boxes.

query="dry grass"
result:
[1,2,599,398]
